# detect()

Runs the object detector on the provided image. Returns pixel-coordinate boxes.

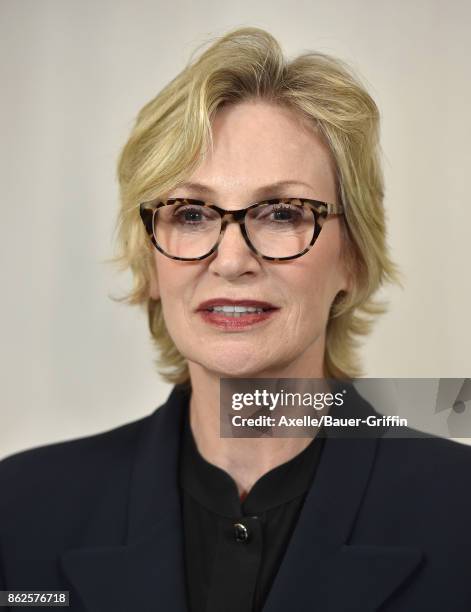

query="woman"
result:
[1,27,471,612]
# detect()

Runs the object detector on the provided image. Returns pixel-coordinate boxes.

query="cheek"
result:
[317,222,347,290]
[292,270,332,325]
[153,255,202,325]
[154,254,186,300]
[289,227,346,318]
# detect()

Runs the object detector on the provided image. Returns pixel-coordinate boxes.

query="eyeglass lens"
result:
[153,199,317,259]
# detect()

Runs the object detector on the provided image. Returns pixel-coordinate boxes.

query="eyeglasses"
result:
[139,197,344,261]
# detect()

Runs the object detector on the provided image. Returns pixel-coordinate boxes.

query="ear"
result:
[342,265,355,294]
[338,234,357,295]
[148,260,160,300]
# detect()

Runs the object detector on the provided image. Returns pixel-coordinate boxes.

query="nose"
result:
[207,219,260,278]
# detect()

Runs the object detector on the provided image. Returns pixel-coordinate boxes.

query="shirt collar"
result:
[179,404,325,517]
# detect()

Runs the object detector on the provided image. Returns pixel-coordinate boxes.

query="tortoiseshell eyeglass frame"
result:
[139,197,344,262]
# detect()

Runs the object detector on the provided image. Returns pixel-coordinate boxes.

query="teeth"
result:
[208,305,265,314]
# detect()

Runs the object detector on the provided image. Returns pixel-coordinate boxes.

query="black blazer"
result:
[1,383,471,612]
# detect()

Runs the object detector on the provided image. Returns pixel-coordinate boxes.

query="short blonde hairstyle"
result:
[111,26,402,384]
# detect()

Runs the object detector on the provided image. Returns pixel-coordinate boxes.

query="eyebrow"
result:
[172,180,315,199]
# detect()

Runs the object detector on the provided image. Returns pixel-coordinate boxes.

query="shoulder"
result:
[0,413,150,480]
[348,385,471,488]
[0,411,153,524]
[376,426,471,469]
[371,430,471,507]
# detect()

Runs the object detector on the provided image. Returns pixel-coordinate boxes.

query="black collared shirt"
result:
[179,407,325,612]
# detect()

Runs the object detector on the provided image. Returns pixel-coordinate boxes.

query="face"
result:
[149,99,351,379]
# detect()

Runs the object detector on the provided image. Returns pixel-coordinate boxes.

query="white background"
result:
[1,0,470,458]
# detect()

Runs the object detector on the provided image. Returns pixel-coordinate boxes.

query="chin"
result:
[179,336,300,378]
[212,359,265,378]
[194,352,273,379]
[208,355,305,379]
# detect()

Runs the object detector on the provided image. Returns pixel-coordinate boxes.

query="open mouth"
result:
[199,306,278,329]
[205,306,273,317]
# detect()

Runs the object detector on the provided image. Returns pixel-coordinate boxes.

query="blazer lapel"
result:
[263,385,424,612]
[60,384,191,612]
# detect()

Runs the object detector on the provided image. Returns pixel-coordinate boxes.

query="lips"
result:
[197,299,279,330]
[196,298,278,312]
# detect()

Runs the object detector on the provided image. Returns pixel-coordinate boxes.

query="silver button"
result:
[234,522,249,542]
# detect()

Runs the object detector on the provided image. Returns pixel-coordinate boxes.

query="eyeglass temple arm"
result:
[326,202,344,215]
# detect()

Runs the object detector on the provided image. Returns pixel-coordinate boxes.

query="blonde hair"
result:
[111,26,402,384]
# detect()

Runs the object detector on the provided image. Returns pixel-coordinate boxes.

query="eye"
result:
[173,205,206,224]
[160,200,220,230]
[270,203,303,222]
[252,200,307,225]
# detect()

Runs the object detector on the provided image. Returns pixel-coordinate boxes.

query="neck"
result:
[187,348,325,500]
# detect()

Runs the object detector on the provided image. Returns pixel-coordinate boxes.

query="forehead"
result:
[185,99,337,197]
